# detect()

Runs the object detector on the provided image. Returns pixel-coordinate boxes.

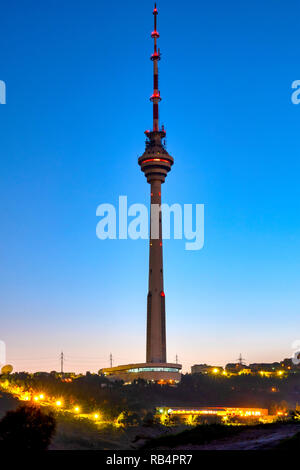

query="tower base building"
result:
[100,362,181,384]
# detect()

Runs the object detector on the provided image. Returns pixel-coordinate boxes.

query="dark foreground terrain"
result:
[0,393,182,450]
[143,422,300,450]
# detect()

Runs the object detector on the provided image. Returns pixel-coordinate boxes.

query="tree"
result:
[117,410,141,426]
[143,410,155,427]
[0,404,56,450]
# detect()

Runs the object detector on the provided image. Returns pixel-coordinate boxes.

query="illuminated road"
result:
[0,380,107,426]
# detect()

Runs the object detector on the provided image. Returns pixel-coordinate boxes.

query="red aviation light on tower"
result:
[151,30,160,38]
[150,91,161,100]
[151,51,161,61]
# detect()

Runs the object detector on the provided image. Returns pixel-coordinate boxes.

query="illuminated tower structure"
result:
[138,4,173,363]
[99,4,182,383]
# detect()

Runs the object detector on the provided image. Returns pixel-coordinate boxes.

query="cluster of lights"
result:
[142,158,170,164]
[258,370,286,377]
[194,366,294,377]
[170,409,219,416]
[165,407,267,418]
[200,368,293,377]
[0,381,102,424]
[33,393,45,402]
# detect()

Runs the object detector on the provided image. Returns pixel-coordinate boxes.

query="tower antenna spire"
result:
[150,3,161,132]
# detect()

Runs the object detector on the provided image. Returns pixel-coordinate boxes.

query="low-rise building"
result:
[99,362,182,384]
[158,406,268,419]
[225,363,245,374]
[191,364,224,375]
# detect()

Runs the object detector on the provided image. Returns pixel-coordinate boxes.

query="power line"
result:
[237,353,246,365]
[6,357,57,361]
[64,355,108,360]
[60,351,64,375]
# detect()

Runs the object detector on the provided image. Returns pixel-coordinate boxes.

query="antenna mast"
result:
[150,3,161,132]
[60,351,64,375]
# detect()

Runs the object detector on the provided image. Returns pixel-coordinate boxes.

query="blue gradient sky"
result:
[1,0,300,373]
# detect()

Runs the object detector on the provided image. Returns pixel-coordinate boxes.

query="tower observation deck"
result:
[99,4,182,384]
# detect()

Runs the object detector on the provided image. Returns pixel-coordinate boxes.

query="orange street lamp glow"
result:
[94,413,99,420]
[74,406,80,413]
[56,400,62,407]
[212,368,219,374]
[33,396,39,402]
[39,394,44,399]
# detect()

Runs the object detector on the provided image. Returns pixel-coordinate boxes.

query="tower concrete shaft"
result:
[147,179,165,362]
[138,4,173,363]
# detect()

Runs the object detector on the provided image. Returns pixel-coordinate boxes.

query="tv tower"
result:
[100,4,181,383]
[138,3,174,363]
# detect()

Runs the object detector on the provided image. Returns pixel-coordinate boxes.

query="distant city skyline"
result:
[1,0,300,374]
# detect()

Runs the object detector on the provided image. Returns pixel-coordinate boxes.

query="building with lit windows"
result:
[100,363,181,384]
[157,406,269,420]
[191,364,224,375]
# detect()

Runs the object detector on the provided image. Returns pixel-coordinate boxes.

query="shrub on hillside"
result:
[0,404,56,450]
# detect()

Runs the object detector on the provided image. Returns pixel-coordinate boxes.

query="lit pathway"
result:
[0,380,109,426]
